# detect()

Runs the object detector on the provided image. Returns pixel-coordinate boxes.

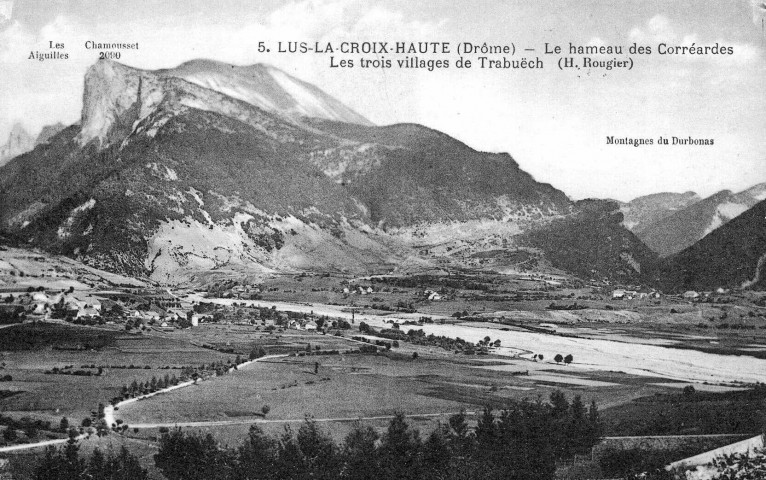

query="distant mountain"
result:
[659,199,766,291]
[35,122,67,146]
[620,191,700,232]
[636,183,766,257]
[0,123,34,167]
[0,59,648,284]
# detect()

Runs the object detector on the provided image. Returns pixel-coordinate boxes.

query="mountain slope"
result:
[620,191,700,232]
[305,120,571,227]
[659,199,766,291]
[522,199,659,283]
[637,184,766,257]
[160,59,373,126]
[0,59,650,284]
[35,122,67,146]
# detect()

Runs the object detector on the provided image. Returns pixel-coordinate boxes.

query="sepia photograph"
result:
[0,1,765,478]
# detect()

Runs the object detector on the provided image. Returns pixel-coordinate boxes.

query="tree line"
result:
[29,391,602,480]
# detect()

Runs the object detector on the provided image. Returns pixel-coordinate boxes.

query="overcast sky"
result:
[1,0,764,201]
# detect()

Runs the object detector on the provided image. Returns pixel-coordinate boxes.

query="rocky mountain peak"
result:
[75,59,372,148]
[76,60,164,147]
[0,122,34,167]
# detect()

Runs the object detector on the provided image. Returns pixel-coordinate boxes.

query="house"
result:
[164,310,183,321]
[304,321,318,331]
[31,292,49,303]
[65,297,86,311]
[683,291,700,300]
[612,289,626,299]
[158,321,175,332]
[76,307,101,319]
[32,302,49,315]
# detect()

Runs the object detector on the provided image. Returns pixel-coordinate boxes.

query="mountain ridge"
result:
[636,183,766,257]
[0,59,655,284]
[659,198,766,291]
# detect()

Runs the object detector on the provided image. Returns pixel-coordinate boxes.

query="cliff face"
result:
[76,61,165,147]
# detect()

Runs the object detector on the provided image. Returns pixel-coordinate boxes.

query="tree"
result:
[262,405,270,416]
[34,443,147,480]
[59,417,69,433]
[88,448,107,480]
[235,425,278,480]
[554,354,563,364]
[447,409,474,460]
[585,399,604,450]
[564,354,573,365]
[550,390,570,418]
[378,413,422,480]
[3,426,17,442]
[421,427,453,480]
[154,428,233,480]
[295,418,340,479]
[567,395,588,456]
[249,346,267,360]
[341,423,380,480]
[107,446,149,479]
[474,406,496,452]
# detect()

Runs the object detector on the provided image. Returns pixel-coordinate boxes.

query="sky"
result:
[0,0,764,201]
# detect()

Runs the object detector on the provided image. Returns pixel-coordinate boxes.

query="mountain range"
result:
[620,184,766,258]
[660,198,766,291]
[0,58,760,291]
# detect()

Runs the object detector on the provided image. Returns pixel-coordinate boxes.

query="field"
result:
[0,324,238,423]
[114,347,678,429]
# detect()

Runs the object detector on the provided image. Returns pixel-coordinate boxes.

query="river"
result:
[188,295,766,385]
